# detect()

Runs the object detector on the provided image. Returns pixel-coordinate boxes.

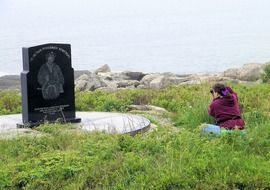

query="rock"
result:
[100,77,139,90]
[75,73,107,91]
[139,73,192,89]
[128,105,173,128]
[116,80,140,88]
[223,68,240,79]
[74,70,91,79]
[101,80,118,89]
[223,63,264,81]
[128,105,168,114]
[97,71,145,89]
[179,80,202,85]
[148,75,165,89]
[159,75,191,88]
[94,64,111,74]
[121,71,146,81]
[98,71,145,82]
[239,63,264,81]
[196,74,227,83]
[0,75,20,91]
[98,72,126,81]
[138,74,162,88]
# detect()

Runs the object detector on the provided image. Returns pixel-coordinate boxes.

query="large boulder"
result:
[239,63,264,81]
[98,72,127,81]
[75,73,107,91]
[116,80,140,88]
[128,105,168,114]
[98,71,146,82]
[94,64,111,74]
[121,71,146,81]
[97,72,142,89]
[223,68,240,79]
[139,73,193,89]
[0,75,20,91]
[223,63,264,81]
[138,74,162,88]
[74,70,91,79]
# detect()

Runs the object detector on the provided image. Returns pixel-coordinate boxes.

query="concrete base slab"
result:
[0,112,151,136]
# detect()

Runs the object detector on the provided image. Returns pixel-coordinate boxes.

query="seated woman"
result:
[202,83,245,135]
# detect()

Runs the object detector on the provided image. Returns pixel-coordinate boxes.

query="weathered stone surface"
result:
[139,73,192,89]
[74,70,91,79]
[223,63,264,81]
[0,62,267,92]
[138,74,162,88]
[121,71,146,81]
[0,75,20,91]
[128,105,173,128]
[239,64,264,81]
[128,105,168,114]
[98,71,145,81]
[223,68,240,79]
[75,73,107,91]
[116,80,140,88]
[101,79,118,89]
[94,64,111,74]
[98,72,126,81]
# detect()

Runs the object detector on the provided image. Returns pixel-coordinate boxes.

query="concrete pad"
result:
[0,112,151,137]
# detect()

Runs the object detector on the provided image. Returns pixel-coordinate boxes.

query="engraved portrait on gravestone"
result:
[37,51,64,100]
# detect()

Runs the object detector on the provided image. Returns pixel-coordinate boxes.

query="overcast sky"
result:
[1,0,270,74]
[2,0,269,25]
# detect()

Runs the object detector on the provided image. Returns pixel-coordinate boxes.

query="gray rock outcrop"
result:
[223,63,264,81]
[0,75,20,91]
[139,73,195,89]
[121,71,146,81]
[75,73,107,91]
[0,62,267,92]
[128,105,168,113]
[74,70,91,79]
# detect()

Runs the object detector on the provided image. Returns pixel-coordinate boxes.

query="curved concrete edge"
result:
[77,112,151,135]
[122,115,151,136]
[126,122,151,136]
[0,112,151,136]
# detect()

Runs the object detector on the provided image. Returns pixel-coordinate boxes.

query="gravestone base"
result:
[16,118,81,128]
[0,112,151,136]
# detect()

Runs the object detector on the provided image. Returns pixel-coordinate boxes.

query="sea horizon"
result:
[1,0,270,76]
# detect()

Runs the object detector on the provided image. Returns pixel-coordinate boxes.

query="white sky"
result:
[1,0,270,74]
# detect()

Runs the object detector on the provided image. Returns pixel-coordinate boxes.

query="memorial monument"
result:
[18,43,81,127]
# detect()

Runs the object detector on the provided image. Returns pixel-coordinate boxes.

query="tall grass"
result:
[0,124,269,189]
[0,83,270,189]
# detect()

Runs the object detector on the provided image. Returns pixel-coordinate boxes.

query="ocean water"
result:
[1,0,270,76]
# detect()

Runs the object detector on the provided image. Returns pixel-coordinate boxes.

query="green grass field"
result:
[0,83,269,189]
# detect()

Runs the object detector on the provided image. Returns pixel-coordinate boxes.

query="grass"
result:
[0,83,270,189]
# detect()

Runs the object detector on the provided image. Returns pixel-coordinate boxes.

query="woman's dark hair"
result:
[212,83,230,96]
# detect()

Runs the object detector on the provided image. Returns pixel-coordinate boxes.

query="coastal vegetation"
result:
[262,64,270,83]
[0,83,270,189]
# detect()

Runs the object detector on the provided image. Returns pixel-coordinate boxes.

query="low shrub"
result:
[262,64,270,83]
[0,91,21,114]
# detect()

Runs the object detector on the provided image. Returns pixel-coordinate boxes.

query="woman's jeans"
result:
[201,124,221,135]
[201,124,246,136]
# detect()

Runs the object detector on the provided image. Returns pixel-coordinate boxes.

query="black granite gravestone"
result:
[18,43,81,127]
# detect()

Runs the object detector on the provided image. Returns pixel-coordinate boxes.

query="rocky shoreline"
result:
[0,63,266,91]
